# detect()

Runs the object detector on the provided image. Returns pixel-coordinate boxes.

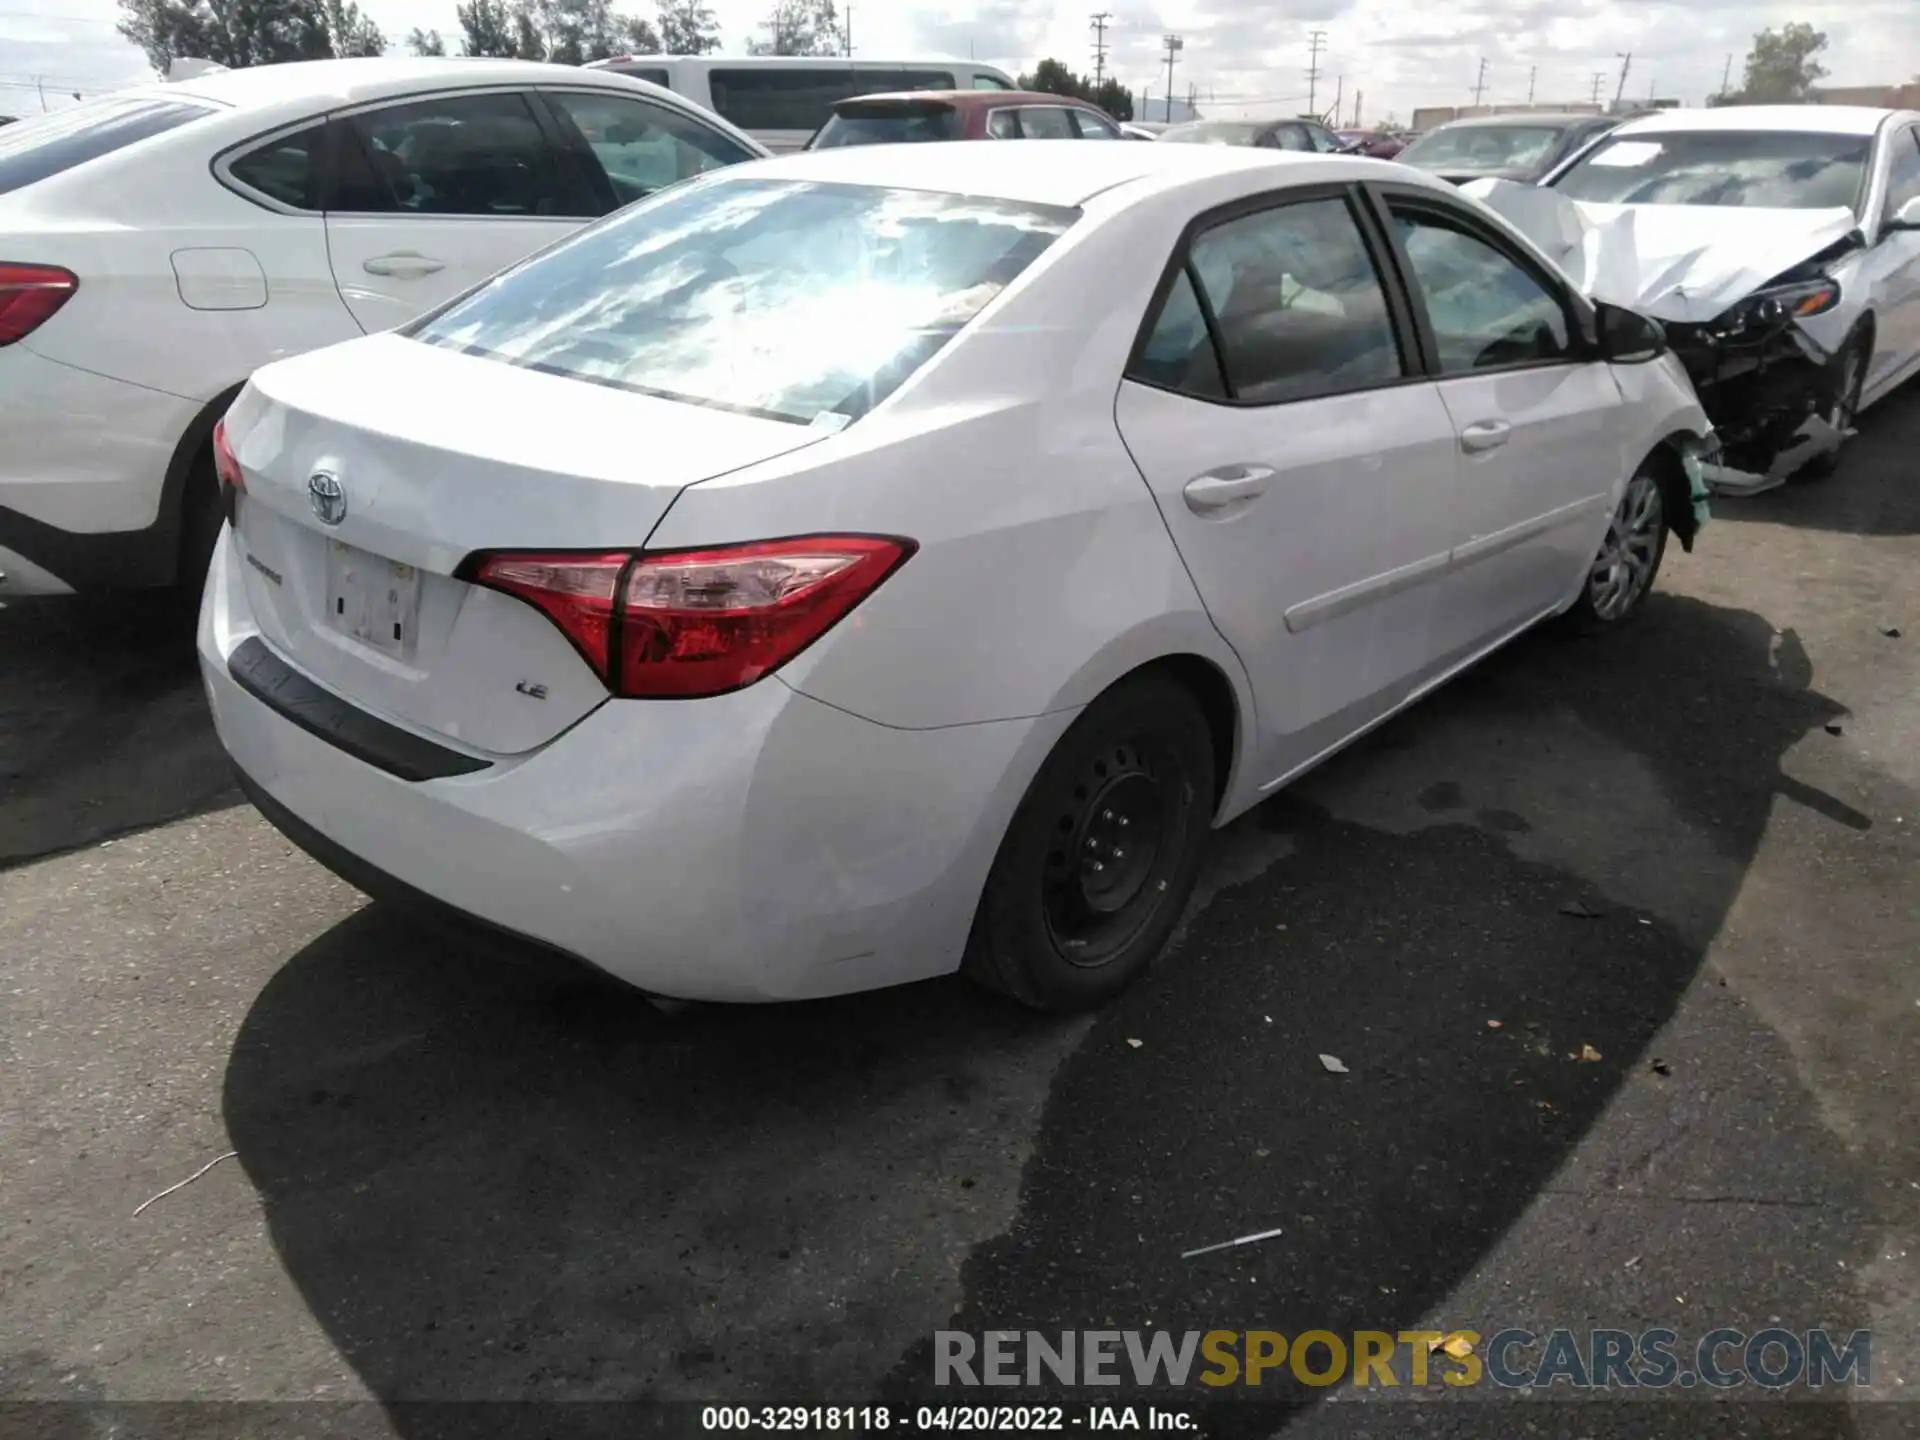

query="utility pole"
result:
[1527,65,1536,105]
[1162,33,1183,122]
[1353,87,1362,126]
[1328,74,1342,125]
[1306,29,1327,117]
[1590,71,1605,106]
[35,75,48,111]
[843,2,852,57]
[1090,11,1112,87]
[1471,55,1488,108]
[1613,51,1632,109]
[1719,53,1733,98]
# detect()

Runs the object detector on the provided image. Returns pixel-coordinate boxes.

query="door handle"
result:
[1183,464,1275,514]
[361,252,446,278]
[1460,420,1513,453]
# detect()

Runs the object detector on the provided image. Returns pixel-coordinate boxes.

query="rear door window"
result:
[1018,107,1076,139]
[542,89,754,209]
[1131,194,1406,405]
[1884,126,1920,225]
[811,103,964,149]
[0,97,212,198]
[332,91,567,216]
[225,125,323,210]
[987,109,1021,139]
[1071,110,1121,140]
[707,68,956,132]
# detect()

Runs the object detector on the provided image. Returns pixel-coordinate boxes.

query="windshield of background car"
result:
[811,105,964,148]
[407,177,1078,427]
[0,95,212,198]
[1551,130,1871,208]
[1398,124,1564,170]
[1161,121,1265,146]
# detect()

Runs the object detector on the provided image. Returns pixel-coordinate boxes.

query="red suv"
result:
[807,90,1127,148]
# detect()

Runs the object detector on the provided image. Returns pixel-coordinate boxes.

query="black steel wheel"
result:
[964,672,1215,1011]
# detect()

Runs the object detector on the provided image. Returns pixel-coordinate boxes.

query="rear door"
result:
[321,89,586,333]
[1113,185,1463,788]
[1371,186,1624,640]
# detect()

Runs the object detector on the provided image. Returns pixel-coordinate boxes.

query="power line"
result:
[1089,11,1111,87]
[1305,28,1327,117]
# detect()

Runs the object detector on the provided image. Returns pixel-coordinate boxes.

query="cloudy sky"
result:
[2,0,1916,123]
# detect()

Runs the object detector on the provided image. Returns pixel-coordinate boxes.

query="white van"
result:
[582,55,1019,152]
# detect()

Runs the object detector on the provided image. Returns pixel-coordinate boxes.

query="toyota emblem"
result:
[308,470,347,527]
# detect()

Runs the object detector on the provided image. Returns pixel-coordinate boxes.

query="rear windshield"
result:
[1551,130,1871,209]
[1399,125,1566,170]
[408,177,1077,427]
[708,68,957,132]
[1161,121,1265,146]
[0,96,212,198]
[811,104,963,149]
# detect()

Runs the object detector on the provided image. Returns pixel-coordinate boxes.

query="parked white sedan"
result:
[200,141,1710,1010]
[0,57,763,600]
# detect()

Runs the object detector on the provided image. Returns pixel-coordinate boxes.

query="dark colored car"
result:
[1335,127,1408,159]
[0,116,17,128]
[1396,112,1620,184]
[807,90,1125,148]
[1159,115,1349,154]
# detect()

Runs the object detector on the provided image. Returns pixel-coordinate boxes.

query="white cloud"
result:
[1,0,1915,125]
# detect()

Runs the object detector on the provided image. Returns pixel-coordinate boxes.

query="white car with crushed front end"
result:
[199,141,1711,1010]
[0,57,762,600]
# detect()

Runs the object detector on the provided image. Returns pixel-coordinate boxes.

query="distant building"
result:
[1813,82,1920,109]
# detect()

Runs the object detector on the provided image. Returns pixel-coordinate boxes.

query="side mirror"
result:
[1596,302,1667,363]
[1889,195,1920,232]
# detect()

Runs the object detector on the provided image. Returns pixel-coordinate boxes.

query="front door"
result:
[1114,187,1462,789]
[322,90,585,333]
[1377,191,1626,642]
[1864,124,1920,398]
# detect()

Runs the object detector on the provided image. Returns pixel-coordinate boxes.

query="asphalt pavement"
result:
[2,393,1918,1440]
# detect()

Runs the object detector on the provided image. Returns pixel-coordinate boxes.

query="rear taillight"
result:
[0,263,78,346]
[468,535,915,699]
[211,418,245,523]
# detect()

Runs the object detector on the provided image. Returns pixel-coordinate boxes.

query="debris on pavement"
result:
[1576,1044,1604,1063]
[1485,1019,1503,1029]
[132,1150,238,1218]
[1880,626,1901,638]
[1317,1053,1349,1074]
[1559,899,1603,919]
[1651,1058,1672,1076]
[1825,722,1845,736]
[1443,1334,1475,1359]
[1125,1038,1144,1049]
[1625,1255,1642,1269]
[1181,1225,1286,1260]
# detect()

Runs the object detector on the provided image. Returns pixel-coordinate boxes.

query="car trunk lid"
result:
[224,333,829,755]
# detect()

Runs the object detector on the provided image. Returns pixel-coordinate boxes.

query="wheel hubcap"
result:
[1043,742,1169,966]
[1588,472,1662,622]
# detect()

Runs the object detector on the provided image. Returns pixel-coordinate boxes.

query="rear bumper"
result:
[198,528,1070,1002]
[0,346,202,594]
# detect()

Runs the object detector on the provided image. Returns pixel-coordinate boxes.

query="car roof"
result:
[836,90,1100,111]
[1609,105,1899,138]
[150,56,655,111]
[1430,112,1605,129]
[730,139,1416,208]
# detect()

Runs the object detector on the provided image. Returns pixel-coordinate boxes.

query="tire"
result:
[1795,327,1869,483]
[1564,459,1668,635]
[175,445,223,597]
[962,672,1217,1012]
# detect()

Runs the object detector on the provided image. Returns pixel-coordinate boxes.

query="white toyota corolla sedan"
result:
[199,141,1712,1010]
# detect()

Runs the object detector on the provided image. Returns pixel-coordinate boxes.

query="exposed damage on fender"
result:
[1463,177,1868,494]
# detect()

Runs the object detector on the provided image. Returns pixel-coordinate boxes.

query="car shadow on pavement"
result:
[221,587,1893,1440]
[0,594,237,870]
[1727,383,1920,540]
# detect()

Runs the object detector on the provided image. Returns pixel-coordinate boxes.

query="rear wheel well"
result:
[1123,654,1238,812]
